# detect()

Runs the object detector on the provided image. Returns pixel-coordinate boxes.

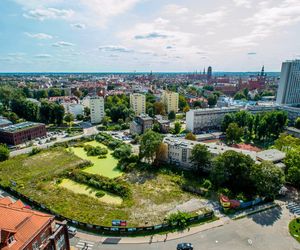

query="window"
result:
[8,235,15,245]
[32,241,39,250]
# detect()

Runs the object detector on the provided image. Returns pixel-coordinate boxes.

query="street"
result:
[70,206,300,250]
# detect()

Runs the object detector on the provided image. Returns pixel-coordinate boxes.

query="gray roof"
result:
[256,149,286,162]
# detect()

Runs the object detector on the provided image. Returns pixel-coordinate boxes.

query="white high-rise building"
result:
[276,60,300,105]
[130,93,146,115]
[90,96,105,124]
[161,90,179,113]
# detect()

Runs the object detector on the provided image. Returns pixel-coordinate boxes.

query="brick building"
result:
[0,197,70,250]
[0,122,47,145]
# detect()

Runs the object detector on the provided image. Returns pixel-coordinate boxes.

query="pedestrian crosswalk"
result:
[287,202,300,215]
[75,240,95,250]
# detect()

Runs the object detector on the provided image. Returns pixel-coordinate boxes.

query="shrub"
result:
[29,147,42,156]
[95,190,106,198]
[202,179,212,189]
[167,211,191,229]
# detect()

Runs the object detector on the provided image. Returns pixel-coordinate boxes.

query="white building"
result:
[276,60,300,105]
[90,96,105,124]
[186,107,239,133]
[63,103,84,117]
[130,93,146,115]
[161,91,179,113]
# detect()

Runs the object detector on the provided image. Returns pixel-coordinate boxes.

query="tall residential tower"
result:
[276,60,300,105]
[130,93,146,115]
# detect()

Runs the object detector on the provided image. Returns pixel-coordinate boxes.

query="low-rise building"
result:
[154,115,170,133]
[186,107,239,133]
[0,197,70,250]
[0,122,46,145]
[130,115,153,135]
[130,93,146,115]
[286,127,300,138]
[0,117,12,128]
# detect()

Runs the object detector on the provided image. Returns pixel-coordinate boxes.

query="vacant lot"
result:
[0,148,204,226]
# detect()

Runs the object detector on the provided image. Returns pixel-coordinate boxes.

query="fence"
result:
[0,185,214,236]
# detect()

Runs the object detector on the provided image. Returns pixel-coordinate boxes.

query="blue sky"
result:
[0,0,300,72]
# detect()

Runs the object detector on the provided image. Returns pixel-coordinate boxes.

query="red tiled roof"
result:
[0,197,53,250]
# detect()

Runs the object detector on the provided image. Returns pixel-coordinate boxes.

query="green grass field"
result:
[70,141,122,178]
[59,179,122,205]
[289,218,300,243]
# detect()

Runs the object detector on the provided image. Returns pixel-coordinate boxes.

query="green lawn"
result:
[70,141,122,178]
[289,218,300,243]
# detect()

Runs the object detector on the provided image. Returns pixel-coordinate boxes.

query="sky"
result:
[0,0,300,72]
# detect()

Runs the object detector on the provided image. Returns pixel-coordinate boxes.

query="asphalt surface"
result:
[70,206,300,250]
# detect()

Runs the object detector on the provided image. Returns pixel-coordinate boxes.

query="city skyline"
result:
[1,0,300,72]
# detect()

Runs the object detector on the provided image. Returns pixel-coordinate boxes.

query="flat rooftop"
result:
[256,149,286,162]
[0,122,44,133]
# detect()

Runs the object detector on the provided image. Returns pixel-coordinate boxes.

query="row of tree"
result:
[222,110,288,144]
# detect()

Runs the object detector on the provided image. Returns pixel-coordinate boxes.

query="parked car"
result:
[67,226,77,236]
[177,243,194,250]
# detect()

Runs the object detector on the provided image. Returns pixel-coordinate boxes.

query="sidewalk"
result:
[75,218,227,244]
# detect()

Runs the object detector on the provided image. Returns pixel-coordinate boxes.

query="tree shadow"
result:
[249,206,282,226]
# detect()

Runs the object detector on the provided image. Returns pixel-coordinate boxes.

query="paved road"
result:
[70,206,300,250]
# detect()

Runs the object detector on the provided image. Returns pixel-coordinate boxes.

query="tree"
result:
[221,113,235,132]
[179,95,188,110]
[64,113,74,127]
[211,150,255,193]
[167,211,190,229]
[73,89,83,98]
[243,88,249,99]
[207,94,217,107]
[112,144,132,159]
[168,111,176,120]
[250,161,285,199]
[84,107,90,117]
[183,106,190,113]
[174,122,182,134]
[234,92,246,100]
[0,144,9,162]
[152,123,161,133]
[154,102,166,115]
[226,123,243,144]
[190,144,212,173]
[285,148,300,187]
[139,130,163,163]
[274,133,300,152]
[185,132,196,141]
[295,117,300,129]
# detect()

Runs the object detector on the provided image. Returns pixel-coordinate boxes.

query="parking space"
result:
[287,201,300,215]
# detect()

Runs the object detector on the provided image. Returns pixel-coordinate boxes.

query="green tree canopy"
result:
[250,161,285,199]
[0,144,9,162]
[226,123,243,145]
[139,130,163,163]
[190,144,212,174]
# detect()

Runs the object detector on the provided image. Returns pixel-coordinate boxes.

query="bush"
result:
[0,144,9,162]
[202,179,212,189]
[167,211,191,229]
[29,147,42,156]
[95,190,106,198]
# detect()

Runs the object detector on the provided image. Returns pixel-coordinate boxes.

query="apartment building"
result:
[90,96,105,124]
[0,197,70,250]
[186,107,239,133]
[130,115,153,135]
[161,90,179,113]
[130,93,146,115]
[276,59,300,105]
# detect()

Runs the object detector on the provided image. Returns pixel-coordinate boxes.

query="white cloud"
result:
[34,54,52,58]
[194,9,227,26]
[232,0,251,8]
[23,8,74,21]
[71,23,86,29]
[163,4,189,15]
[52,41,75,47]
[25,32,53,39]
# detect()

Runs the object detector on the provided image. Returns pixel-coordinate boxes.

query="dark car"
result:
[177,243,194,250]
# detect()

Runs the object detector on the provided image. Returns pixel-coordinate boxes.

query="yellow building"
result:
[130,93,146,115]
[162,90,179,113]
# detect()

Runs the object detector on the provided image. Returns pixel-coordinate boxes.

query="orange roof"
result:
[0,197,54,250]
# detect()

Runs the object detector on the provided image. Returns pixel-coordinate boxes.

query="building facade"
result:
[90,96,105,124]
[130,115,153,135]
[0,122,47,145]
[130,93,146,115]
[0,197,70,250]
[276,60,300,105]
[186,107,239,133]
[161,91,179,113]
